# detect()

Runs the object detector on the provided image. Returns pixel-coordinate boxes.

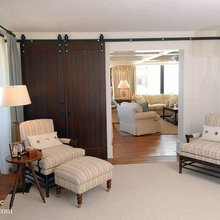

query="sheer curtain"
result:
[0,35,11,174]
[7,33,23,141]
[111,66,136,99]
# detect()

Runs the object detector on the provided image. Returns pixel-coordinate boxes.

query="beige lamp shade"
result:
[0,85,31,107]
[117,80,130,89]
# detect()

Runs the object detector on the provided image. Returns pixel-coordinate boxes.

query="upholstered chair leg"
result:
[179,156,182,174]
[56,185,61,197]
[77,194,82,208]
[106,179,112,192]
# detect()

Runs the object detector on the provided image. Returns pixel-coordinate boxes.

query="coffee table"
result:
[162,106,178,125]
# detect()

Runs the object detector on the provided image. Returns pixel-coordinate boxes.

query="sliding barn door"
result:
[21,42,66,137]
[64,42,107,158]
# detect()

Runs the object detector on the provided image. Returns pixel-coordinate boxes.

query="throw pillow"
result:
[27,132,63,150]
[200,125,220,142]
[140,102,149,112]
[132,95,145,104]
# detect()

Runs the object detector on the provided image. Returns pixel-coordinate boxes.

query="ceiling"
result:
[110,50,179,66]
[0,0,220,32]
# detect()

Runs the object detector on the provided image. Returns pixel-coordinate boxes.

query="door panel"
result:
[21,42,66,137]
[64,41,107,158]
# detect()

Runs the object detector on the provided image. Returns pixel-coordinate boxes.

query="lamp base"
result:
[13,120,21,141]
[120,89,128,100]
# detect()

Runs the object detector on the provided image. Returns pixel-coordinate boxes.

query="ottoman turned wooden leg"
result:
[56,185,61,198]
[77,194,82,208]
[107,179,112,192]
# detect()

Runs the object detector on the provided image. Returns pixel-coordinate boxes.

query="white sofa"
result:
[132,94,178,116]
[117,102,161,136]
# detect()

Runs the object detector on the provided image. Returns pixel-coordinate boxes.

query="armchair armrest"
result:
[185,133,202,143]
[135,111,157,120]
[59,138,71,144]
[59,138,78,147]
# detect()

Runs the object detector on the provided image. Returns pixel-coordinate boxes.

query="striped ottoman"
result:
[54,156,113,207]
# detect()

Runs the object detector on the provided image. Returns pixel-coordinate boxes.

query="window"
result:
[164,65,179,94]
[136,65,160,95]
[136,64,179,95]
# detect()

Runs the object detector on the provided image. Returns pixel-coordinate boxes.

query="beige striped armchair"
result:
[179,113,220,178]
[19,119,85,197]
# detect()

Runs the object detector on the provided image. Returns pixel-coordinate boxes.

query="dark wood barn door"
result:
[21,40,107,159]
[64,42,107,158]
[21,42,66,137]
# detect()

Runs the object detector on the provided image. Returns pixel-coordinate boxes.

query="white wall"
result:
[15,31,220,157]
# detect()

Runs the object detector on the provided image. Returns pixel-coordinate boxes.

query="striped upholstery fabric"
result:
[33,166,54,175]
[180,113,220,165]
[20,119,54,145]
[33,144,85,169]
[205,113,220,126]
[180,139,220,162]
[55,156,113,194]
[20,119,85,175]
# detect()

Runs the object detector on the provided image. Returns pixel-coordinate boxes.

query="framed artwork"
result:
[9,141,27,158]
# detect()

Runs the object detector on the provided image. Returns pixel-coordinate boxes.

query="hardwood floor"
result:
[108,124,177,165]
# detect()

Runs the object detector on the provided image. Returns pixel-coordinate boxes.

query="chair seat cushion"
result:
[54,156,113,185]
[180,139,220,161]
[34,144,85,170]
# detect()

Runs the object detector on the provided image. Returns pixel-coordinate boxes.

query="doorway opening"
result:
[109,49,179,164]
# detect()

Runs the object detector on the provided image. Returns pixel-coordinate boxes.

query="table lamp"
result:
[118,80,130,99]
[0,85,31,141]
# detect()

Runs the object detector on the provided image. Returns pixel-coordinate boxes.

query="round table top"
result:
[6,151,42,164]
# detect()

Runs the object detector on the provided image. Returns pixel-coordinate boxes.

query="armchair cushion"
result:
[27,132,62,150]
[33,144,85,170]
[180,139,220,162]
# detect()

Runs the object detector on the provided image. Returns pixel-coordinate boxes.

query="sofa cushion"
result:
[34,144,85,170]
[148,104,155,111]
[149,95,164,105]
[151,103,166,110]
[132,95,145,104]
[180,139,220,160]
[163,94,171,104]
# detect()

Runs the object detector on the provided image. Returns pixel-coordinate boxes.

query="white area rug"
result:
[1,162,220,220]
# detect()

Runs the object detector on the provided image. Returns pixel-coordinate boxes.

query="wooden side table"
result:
[6,151,46,209]
[162,106,178,125]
